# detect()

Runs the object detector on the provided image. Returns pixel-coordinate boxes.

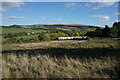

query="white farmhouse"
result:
[28,33,30,35]
[32,32,35,34]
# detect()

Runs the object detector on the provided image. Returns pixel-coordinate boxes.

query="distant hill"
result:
[2,24,101,34]
[2,24,100,28]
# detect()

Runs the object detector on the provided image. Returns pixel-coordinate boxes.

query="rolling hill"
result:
[2,24,101,34]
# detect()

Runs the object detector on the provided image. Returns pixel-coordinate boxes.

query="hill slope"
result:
[2,24,100,34]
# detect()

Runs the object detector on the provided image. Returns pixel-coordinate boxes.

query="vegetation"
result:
[2,24,97,43]
[2,22,120,78]
[2,38,120,78]
[109,22,120,37]
[85,22,120,38]
[2,28,46,34]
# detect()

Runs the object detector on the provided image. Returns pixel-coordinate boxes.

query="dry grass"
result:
[2,54,119,78]
[2,38,120,78]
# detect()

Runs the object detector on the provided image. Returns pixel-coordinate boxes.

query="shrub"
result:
[85,31,96,38]
[49,33,58,40]
[2,38,8,43]
[38,33,50,41]
[17,40,23,44]
[86,37,91,41]
[7,38,17,43]
[45,34,51,40]
[74,31,80,36]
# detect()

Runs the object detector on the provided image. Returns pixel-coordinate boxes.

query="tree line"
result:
[3,22,119,43]
[3,31,81,43]
[85,22,120,38]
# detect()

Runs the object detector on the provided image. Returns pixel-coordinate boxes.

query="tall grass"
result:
[2,53,119,78]
[2,38,120,78]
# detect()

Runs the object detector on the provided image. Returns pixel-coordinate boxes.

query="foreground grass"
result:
[2,38,120,78]
[2,54,120,78]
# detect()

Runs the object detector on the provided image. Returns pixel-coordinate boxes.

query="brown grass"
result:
[2,38,120,78]
[2,54,120,78]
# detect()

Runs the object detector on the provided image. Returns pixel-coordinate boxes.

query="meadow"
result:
[16,34,39,40]
[2,28,46,34]
[2,38,120,78]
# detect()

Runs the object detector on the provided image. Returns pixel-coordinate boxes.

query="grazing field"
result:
[2,25,97,43]
[16,34,39,40]
[2,38,120,78]
[2,28,46,34]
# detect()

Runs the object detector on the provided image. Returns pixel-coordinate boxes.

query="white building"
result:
[28,33,30,35]
[32,32,35,34]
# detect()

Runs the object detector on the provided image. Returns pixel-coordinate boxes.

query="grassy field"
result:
[2,38,120,78]
[2,28,46,34]
[15,34,39,40]
[2,24,97,34]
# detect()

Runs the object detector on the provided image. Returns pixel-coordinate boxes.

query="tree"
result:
[17,40,23,44]
[67,31,74,36]
[79,32,83,36]
[45,34,51,40]
[38,33,47,41]
[10,25,21,28]
[58,32,66,37]
[102,25,110,37]
[85,22,120,38]
[8,37,17,43]
[95,28,103,37]
[38,33,51,41]
[85,31,96,37]
[74,31,79,36]
[7,33,13,38]
[109,22,119,37]
[117,22,120,37]
[49,33,58,40]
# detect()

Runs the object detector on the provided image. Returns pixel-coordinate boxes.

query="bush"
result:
[2,38,8,43]
[17,40,23,44]
[86,37,91,41]
[45,34,51,40]
[5,32,28,38]
[49,33,58,40]
[85,31,96,38]
[38,33,50,41]
[7,38,17,43]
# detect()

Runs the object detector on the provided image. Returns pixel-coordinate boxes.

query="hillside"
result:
[2,24,103,43]
[2,24,101,34]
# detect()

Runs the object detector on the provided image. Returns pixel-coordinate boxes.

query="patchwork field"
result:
[2,28,46,34]
[2,38,120,78]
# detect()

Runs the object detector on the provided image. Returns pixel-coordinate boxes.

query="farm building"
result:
[27,33,31,35]
[58,36,87,40]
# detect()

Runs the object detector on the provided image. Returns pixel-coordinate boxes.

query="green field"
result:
[2,24,97,34]
[2,25,97,43]
[16,34,39,40]
[2,28,46,34]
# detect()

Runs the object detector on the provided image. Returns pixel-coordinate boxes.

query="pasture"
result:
[2,28,46,34]
[16,34,39,40]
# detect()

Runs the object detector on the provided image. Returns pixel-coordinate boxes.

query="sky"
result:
[1,2,119,27]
